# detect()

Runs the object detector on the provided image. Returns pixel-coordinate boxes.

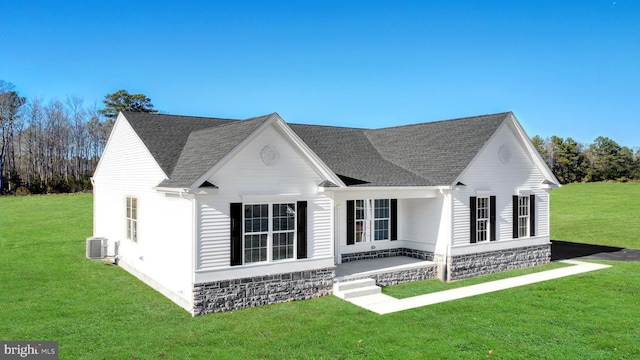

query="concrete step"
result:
[333,278,381,299]
[333,278,376,293]
[337,285,382,300]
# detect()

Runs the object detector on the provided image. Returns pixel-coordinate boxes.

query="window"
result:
[272,203,296,260]
[518,196,529,237]
[347,199,396,244]
[470,195,496,243]
[513,194,536,238]
[230,202,307,266]
[374,199,390,241]
[354,200,366,242]
[126,197,137,242]
[476,197,490,242]
[243,203,296,263]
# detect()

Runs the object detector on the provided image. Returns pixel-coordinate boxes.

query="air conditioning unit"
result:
[86,237,107,259]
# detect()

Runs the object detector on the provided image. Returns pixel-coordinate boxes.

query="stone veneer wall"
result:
[337,265,439,287]
[446,244,551,281]
[192,267,334,316]
[341,248,434,263]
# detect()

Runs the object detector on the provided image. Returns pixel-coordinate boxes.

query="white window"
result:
[374,199,390,241]
[476,197,489,242]
[243,203,296,263]
[352,199,390,242]
[518,196,530,237]
[126,197,137,242]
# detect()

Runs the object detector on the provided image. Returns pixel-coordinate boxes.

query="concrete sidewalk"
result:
[344,260,611,315]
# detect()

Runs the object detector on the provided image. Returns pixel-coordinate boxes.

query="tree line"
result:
[1,78,639,194]
[532,135,640,184]
[0,81,155,194]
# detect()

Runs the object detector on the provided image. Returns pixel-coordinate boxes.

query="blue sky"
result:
[2,1,639,148]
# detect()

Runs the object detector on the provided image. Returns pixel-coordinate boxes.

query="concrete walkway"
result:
[343,260,611,315]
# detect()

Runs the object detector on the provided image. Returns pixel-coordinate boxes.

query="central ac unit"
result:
[86,237,107,259]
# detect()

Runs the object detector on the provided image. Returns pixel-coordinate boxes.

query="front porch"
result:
[334,256,439,286]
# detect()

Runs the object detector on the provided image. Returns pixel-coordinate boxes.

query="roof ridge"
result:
[122,110,240,122]
[368,111,513,132]
[187,113,271,136]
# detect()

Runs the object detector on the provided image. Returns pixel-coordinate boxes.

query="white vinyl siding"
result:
[195,125,333,271]
[452,121,549,247]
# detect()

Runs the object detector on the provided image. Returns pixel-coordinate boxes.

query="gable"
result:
[455,115,558,188]
[206,123,333,195]
[93,114,165,183]
[157,115,271,188]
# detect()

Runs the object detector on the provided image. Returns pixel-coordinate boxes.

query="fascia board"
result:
[506,113,561,187]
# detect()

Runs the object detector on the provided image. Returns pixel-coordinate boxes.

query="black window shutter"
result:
[470,197,477,243]
[230,203,243,266]
[390,199,398,241]
[490,196,497,241]
[529,194,536,237]
[346,200,355,245]
[296,201,308,259]
[512,195,519,239]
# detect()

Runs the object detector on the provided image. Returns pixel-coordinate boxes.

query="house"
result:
[91,111,560,315]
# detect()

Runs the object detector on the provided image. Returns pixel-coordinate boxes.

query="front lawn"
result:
[1,189,639,359]
[551,182,640,249]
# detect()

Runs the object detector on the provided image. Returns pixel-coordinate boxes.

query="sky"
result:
[2,0,639,148]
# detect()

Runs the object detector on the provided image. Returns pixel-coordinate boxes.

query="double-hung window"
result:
[518,196,529,237]
[243,203,296,264]
[470,195,496,243]
[476,197,490,242]
[230,201,307,266]
[347,199,397,244]
[513,194,536,238]
[126,197,137,242]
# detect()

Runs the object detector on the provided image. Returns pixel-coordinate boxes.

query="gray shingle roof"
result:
[289,124,432,186]
[365,112,510,184]
[122,111,510,188]
[122,111,238,177]
[157,115,270,188]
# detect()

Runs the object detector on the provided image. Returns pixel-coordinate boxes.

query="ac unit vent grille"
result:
[86,237,106,259]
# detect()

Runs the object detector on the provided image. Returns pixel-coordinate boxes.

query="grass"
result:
[383,262,570,299]
[551,181,640,249]
[1,185,639,359]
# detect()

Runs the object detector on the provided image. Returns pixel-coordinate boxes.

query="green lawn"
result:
[1,187,639,359]
[551,182,640,249]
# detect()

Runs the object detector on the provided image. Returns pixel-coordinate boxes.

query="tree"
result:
[98,89,157,120]
[0,80,26,192]
[586,136,630,181]
[531,135,549,167]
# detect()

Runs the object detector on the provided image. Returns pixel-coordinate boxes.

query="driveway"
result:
[551,240,640,262]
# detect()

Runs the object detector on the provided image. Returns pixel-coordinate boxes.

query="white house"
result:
[91,111,560,315]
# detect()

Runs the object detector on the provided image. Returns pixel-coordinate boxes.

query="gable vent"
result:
[199,181,219,188]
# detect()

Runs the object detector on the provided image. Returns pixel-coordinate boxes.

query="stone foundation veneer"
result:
[446,244,551,281]
[341,248,434,263]
[192,267,335,316]
[337,264,439,287]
